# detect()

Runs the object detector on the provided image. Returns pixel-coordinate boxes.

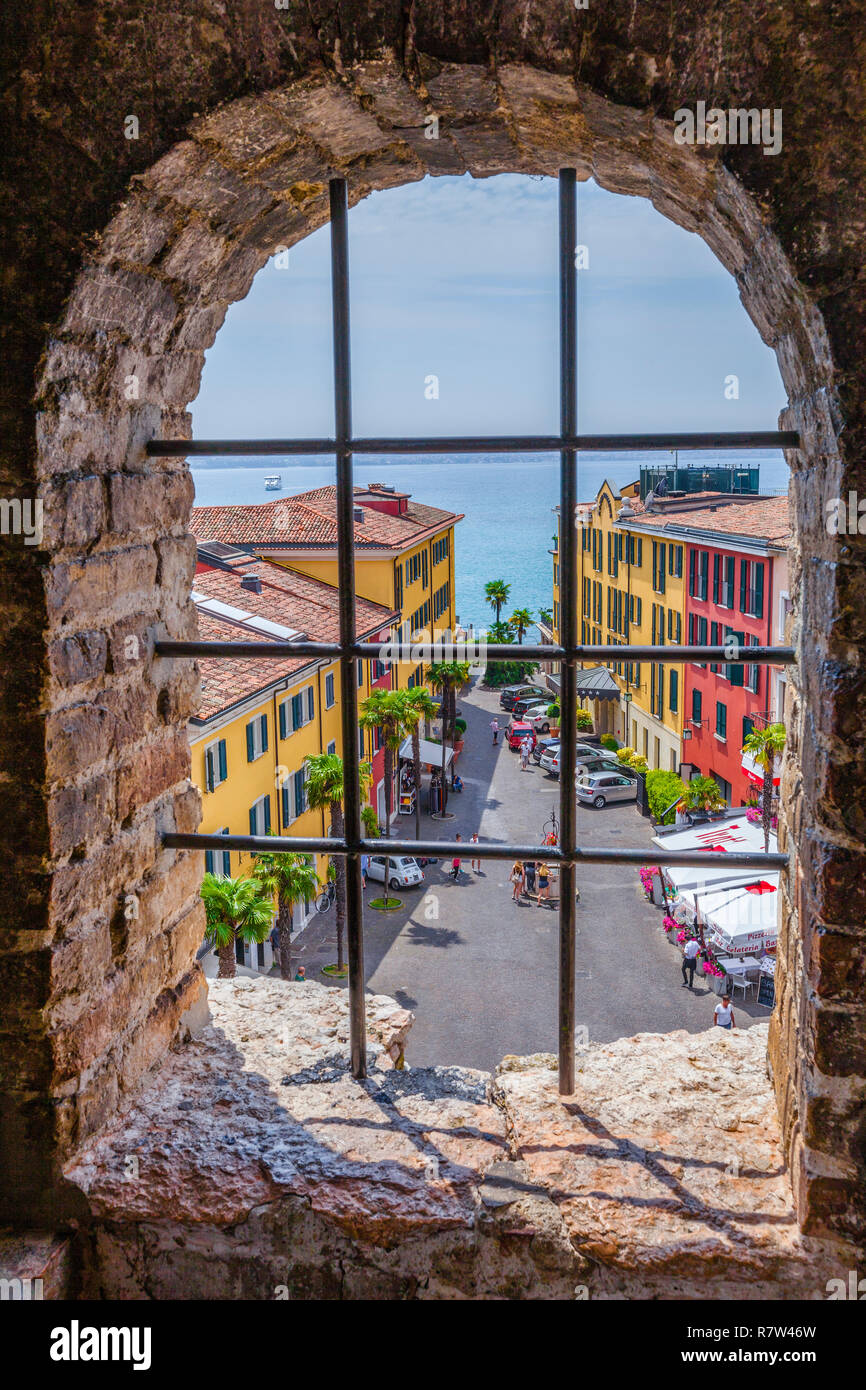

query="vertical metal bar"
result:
[558,169,578,1095]
[330,177,366,1079]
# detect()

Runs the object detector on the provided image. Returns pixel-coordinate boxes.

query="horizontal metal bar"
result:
[147,430,799,457]
[165,831,788,872]
[155,638,796,664]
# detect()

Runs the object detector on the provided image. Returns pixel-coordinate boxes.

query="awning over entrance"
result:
[575,666,621,700]
[398,736,454,769]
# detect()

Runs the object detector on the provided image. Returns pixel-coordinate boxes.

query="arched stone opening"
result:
[3,22,864,1260]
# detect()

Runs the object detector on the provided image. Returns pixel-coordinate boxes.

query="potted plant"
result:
[681,775,727,821]
[453,716,467,753]
[546,701,560,735]
[575,707,593,732]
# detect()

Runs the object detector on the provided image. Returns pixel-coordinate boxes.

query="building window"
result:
[711,772,732,804]
[742,715,755,746]
[715,701,727,740]
[669,668,678,713]
[692,689,702,725]
[205,827,231,878]
[669,544,683,578]
[246,714,268,762]
[204,738,227,791]
[327,739,337,755]
[689,548,709,600]
[740,558,765,618]
[652,541,666,594]
[249,794,271,836]
[325,671,336,708]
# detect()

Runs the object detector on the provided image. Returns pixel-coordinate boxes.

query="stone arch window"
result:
[6,33,863,1256]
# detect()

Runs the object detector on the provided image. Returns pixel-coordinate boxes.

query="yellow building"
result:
[192,483,462,691]
[553,480,686,773]
[190,548,398,963]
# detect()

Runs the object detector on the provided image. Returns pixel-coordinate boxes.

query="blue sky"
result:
[192,173,786,439]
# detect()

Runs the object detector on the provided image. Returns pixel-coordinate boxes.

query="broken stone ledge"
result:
[63,976,851,1299]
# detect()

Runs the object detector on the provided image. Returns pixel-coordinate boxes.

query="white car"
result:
[521,703,557,733]
[367,854,424,889]
[541,742,606,777]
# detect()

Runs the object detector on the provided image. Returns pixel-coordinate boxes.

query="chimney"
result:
[353,507,365,522]
[241,574,262,594]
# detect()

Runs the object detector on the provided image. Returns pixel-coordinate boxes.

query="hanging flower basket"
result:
[639,865,659,899]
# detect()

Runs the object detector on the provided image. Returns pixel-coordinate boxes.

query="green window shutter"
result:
[713,554,720,603]
[282,784,290,824]
[727,629,745,685]
[263,795,271,833]
[246,722,255,762]
[740,559,748,611]
[307,687,315,721]
[218,740,227,782]
[205,850,214,874]
[260,714,268,753]
[249,805,257,835]
[754,563,764,618]
[279,702,287,739]
[205,747,215,792]
[669,669,678,713]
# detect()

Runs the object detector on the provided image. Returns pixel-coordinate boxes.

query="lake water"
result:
[191,451,789,635]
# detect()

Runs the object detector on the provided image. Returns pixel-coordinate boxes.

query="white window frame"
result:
[325,670,336,709]
[204,738,227,791]
[247,714,267,761]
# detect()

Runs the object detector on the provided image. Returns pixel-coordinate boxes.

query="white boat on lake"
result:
[264,474,282,490]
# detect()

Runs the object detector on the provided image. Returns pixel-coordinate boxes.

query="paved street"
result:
[292,673,767,1071]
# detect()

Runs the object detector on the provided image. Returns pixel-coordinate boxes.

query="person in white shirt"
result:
[520,737,531,770]
[713,995,736,1029]
[681,935,701,989]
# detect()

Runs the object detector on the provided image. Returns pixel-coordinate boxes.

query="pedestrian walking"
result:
[520,736,530,770]
[713,995,736,1029]
[449,833,462,881]
[470,833,481,873]
[536,862,551,907]
[360,853,369,888]
[509,860,524,902]
[681,935,701,989]
[523,859,537,897]
[491,718,500,745]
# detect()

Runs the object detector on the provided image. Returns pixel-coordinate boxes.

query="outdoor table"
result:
[716,956,761,975]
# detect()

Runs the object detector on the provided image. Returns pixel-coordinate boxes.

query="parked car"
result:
[575,756,636,780]
[576,772,638,808]
[533,736,560,764]
[511,693,552,719]
[499,683,548,712]
[521,703,558,733]
[507,720,535,751]
[541,742,607,777]
[367,854,424,889]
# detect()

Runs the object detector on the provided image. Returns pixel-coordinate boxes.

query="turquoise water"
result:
[191,451,788,634]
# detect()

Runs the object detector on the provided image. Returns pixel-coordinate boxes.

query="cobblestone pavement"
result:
[289,672,768,1071]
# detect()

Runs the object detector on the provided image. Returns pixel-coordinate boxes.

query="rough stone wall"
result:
[1,2,864,1242]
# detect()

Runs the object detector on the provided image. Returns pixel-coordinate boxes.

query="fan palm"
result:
[403,685,437,840]
[304,752,372,969]
[508,608,534,644]
[425,660,471,814]
[484,579,510,624]
[358,688,414,905]
[742,722,786,851]
[250,844,320,981]
[201,872,274,979]
[487,619,511,645]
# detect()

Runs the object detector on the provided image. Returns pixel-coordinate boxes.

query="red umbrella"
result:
[744,880,776,894]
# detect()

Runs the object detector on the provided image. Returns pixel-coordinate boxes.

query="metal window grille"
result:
[153,172,795,1091]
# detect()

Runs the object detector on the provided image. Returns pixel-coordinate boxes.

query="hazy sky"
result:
[192,173,786,439]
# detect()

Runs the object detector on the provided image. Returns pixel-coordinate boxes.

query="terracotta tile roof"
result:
[192,560,398,723]
[192,485,462,552]
[620,494,791,545]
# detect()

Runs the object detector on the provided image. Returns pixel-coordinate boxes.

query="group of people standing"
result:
[681,934,738,1029]
[509,859,552,906]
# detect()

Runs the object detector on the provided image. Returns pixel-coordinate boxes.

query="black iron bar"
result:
[558,169,578,1096]
[165,831,787,871]
[147,430,799,456]
[156,639,795,666]
[330,177,366,1080]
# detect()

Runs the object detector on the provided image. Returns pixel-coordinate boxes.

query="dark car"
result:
[533,735,560,764]
[499,684,548,712]
[512,693,553,719]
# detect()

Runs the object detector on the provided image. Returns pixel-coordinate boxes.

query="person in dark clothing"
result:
[523,860,537,896]
[681,936,701,988]
[449,833,462,880]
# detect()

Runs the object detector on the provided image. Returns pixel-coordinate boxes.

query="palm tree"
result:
[425,660,471,814]
[508,608,534,644]
[742,722,786,851]
[484,579,510,625]
[487,619,511,645]
[251,846,320,980]
[304,752,372,970]
[682,775,727,816]
[403,685,437,840]
[201,872,274,979]
[359,688,414,905]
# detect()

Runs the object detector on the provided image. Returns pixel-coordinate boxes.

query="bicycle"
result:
[315,881,336,914]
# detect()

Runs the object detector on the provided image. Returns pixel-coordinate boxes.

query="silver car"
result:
[367,854,424,888]
[543,742,607,778]
[576,771,638,808]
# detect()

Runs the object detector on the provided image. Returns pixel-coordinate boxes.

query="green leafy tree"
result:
[359,689,414,904]
[538,607,553,628]
[507,608,534,644]
[361,804,380,839]
[742,722,786,851]
[484,579,510,624]
[304,752,372,969]
[403,686,437,841]
[487,618,511,644]
[201,872,274,979]
[425,660,471,814]
[645,770,687,825]
[682,775,727,814]
[251,846,320,980]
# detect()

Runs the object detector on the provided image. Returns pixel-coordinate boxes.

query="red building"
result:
[682,498,790,805]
